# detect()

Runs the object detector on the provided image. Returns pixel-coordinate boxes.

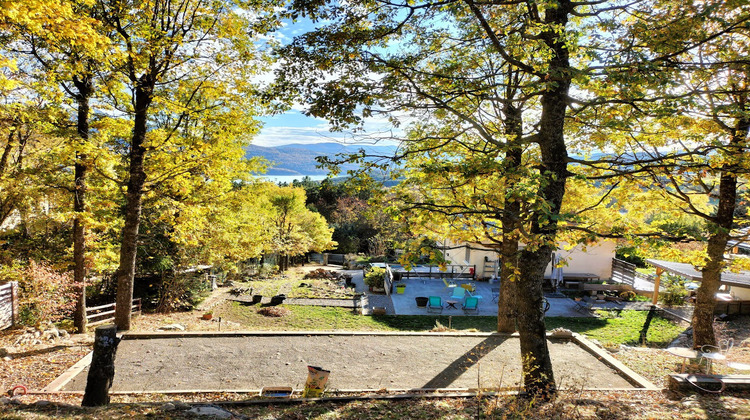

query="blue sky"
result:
[252,15,401,148]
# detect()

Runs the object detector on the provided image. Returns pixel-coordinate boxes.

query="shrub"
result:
[155,273,210,313]
[17,261,77,325]
[659,274,688,307]
[257,306,291,317]
[363,267,385,288]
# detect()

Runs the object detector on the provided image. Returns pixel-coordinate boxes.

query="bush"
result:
[659,274,688,307]
[155,273,210,313]
[363,267,385,288]
[257,306,291,317]
[17,261,77,325]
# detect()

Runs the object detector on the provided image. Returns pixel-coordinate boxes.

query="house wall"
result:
[441,239,616,280]
[729,286,750,300]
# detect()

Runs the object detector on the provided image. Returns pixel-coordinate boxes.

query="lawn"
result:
[219,302,684,347]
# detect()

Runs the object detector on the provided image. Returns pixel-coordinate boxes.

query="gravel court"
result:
[59,333,643,392]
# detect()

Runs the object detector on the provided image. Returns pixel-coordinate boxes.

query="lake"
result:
[261,174,329,184]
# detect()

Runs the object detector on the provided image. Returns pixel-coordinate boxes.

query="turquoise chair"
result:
[427,296,443,313]
[450,286,466,299]
[462,296,479,313]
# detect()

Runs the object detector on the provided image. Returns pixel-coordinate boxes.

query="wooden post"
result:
[10,281,18,326]
[82,325,120,406]
[652,267,663,305]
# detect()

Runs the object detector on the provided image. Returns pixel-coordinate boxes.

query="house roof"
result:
[646,258,750,289]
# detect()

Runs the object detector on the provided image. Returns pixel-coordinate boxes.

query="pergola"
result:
[645,258,750,304]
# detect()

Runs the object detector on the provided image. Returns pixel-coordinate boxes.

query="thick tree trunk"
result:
[511,0,573,398]
[82,324,119,406]
[114,79,153,331]
[517,246,555,397]
[497,104,523,333]
[496,243,518,333]
[73,75,92,334]
[692,121,746,347]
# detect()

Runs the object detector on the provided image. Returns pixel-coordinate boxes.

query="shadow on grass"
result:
[370,313,680,347]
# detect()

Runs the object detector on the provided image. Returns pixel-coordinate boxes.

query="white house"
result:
[441,239,617,281]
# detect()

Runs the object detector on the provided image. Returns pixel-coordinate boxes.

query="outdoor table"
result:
[446,300,458,309]
[666,347,700,373]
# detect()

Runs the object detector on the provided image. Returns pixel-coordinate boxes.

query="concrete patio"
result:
[388,277,590,317]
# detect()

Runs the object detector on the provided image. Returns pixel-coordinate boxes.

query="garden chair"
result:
[427,296,443,313]
[700,338,733,374]
[701,338,750,373]
[491,288,500,302]
[574,297,593,313]
[460,283,476,293]
[462,296,479,313]
[450,286,467,300]
[442,278,457,291]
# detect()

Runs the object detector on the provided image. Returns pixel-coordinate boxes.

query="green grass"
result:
[220,302,684,347]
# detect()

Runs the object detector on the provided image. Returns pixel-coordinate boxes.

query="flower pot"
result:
[202,313,213,320]
[270,294,286,305]
[396,284,406,294]
[372,307,387,315]
[415,296,429,307]
[251,294,263,304]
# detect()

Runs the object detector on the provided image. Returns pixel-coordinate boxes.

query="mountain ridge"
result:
[246,142,398,175]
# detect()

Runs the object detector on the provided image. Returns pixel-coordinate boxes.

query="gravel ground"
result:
[60,333,636,392]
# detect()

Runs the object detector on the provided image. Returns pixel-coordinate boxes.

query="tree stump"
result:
[82,324,120,406]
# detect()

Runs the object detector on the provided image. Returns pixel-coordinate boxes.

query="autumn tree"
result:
[274,0,601,397]
[93,0,278,330]
[582,0,750,348]
[3,0,113,332]
[265,184,335,271]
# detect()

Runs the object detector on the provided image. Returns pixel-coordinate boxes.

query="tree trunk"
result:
[517,246,556,398]
[692,120,746,347]
[73,75,92,334]
[81,324,120,406]
[511,0,573,398]
[497,103,523,333]
[114,78,153,331]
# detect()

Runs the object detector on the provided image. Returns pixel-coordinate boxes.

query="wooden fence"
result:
[714,300,750,316]
[399,264,476,281]
[86,298,142,327]
[611,258,636,286]
[0,282,19,330]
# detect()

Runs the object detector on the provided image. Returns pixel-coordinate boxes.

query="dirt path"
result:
[60,333,638,392]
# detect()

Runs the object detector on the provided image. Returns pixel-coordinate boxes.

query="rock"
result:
[3,356,12,361]
[681,396,700,408]
[0,397,11,405]
[60,330,70,339]
[35,400,52,407]
[158,324,186,331]
[0,347,8,357]
[173,401,191,410]
[9,398,22,405]
[162,402,176,411]
[187,405,234,419]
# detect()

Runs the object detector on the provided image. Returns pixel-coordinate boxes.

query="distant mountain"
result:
[245,142,398,175]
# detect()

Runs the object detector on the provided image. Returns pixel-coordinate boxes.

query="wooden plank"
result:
[669,374,750,392]
[87,302,116,312]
